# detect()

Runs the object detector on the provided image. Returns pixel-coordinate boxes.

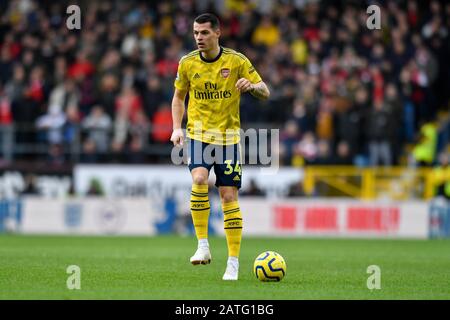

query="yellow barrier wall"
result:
[303,166,439,200]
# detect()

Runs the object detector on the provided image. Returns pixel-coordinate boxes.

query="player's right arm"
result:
[170,87,187,146]
[170,57,190,146]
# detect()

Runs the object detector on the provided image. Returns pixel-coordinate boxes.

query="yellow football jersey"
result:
[174,46,262,145]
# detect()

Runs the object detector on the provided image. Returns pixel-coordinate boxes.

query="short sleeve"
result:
[239,55,262,84]
[174,59,189,91]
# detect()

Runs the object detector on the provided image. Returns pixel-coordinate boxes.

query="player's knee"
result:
[192,175,208,185]
[220,192,237,203]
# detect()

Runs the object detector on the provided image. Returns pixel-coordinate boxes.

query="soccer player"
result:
[170,13,270,280]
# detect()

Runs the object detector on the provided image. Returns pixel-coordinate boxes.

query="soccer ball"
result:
[253,251,286,282]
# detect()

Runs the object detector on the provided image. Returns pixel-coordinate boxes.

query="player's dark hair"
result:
[194,13,220,29]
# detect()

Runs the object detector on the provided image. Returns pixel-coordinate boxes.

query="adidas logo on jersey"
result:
[233,175,240,182]
[193,73,201,79]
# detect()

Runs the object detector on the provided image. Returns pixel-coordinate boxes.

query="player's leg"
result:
[214,142,242,280]
[219,186,242,280]
[189,167,211,264]
[188,139,214,265]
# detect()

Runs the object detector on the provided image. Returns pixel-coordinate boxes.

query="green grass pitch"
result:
[0,235,449,299]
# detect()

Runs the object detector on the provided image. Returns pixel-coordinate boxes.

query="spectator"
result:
[333,92,364,161]
[156,46,179,79]
[97,73,120,118]
[330,140,353,165]
[0,86,13,163]
[151,103,172,144]
[115,86,144,123]
[412,121,438,166]
[432,152,450,199]
[313,139,332,165]
[48,78,80,115]
[316,98,334,141]
[142,77,165,120]
[0,47,13,85]
[110,107,129,163]
[64,104,80,149]
[384,83,403,164]
[5,64,26,104]
[251,16,280,48]
[35,105,66,152]
[81,105,112,162]
[129,110,149,163]
[53,56,68,85]
[68,50,95,80]
[365,99,394,166]
[296,131,318,164]
[25,66,47,110]
[279,120,300,166]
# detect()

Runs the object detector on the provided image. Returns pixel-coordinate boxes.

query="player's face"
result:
[193,22,220,52]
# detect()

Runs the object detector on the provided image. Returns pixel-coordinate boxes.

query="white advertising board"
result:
[17,197,429,238]
[240,198,429,238]
[20,197,159,235]
[74,165,303,199]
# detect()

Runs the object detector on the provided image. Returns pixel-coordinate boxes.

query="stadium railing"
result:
[303,166,438,200]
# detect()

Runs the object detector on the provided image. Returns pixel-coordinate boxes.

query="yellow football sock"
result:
[223,201,243,258]
[190,184,210,240]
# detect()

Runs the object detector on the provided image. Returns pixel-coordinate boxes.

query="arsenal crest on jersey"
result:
[220,68,230,78]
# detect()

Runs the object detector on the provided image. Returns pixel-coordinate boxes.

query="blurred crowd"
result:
[0,0,449,166]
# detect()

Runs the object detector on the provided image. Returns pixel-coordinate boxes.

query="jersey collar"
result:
[199,46,223,63]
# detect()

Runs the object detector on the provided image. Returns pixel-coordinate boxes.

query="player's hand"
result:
[235,78,254,93]
[170,128,184,146]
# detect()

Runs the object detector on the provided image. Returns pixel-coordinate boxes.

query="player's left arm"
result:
[236,54,270,100]
[235,79,270,100]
